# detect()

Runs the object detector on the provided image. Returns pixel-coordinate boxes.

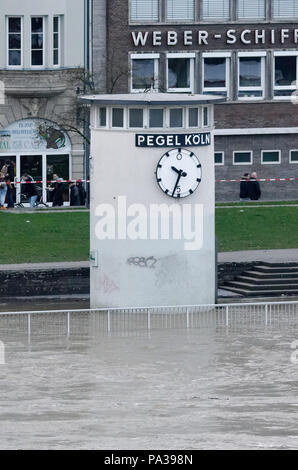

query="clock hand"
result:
[172,170,183,197]
[172,166,187,177]
[171,166,180,174]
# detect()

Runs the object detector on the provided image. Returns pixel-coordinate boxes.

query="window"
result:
[188,108,199,127]
[166,0,195,20]
[215,152,224,165]
[131,0,159,21]
[262,150,281,164]
[238,0,265,19]
[129,109,144,127]
[203,0,230,20]
[7,17,22,67]
[167,54,194,92]
[131,54,159,92]
[203,53,230,97]
[31,17,44,66]
[203,107,210,127]
[169,108,183,128]
[273,0,298,18]
[233,151,253,165]
[53,16,60,66]
[149,108,164,127]
[98,108,107,127]
[238,53,265,99]
[274,53,298,98]
[290,150,298,163]
[112,108,124,128]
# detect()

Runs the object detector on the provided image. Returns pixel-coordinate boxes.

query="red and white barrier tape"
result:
[1,177,297,184]
[216,177,298,183]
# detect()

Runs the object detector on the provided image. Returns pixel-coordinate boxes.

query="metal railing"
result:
[0,301,298,340]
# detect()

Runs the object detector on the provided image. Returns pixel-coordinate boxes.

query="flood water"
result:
[0,310,298,450]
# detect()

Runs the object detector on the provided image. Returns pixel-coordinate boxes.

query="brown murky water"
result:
[0,307,298,450]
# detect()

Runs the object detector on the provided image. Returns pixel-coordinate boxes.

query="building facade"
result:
[0,0,86,205]
[97,0,298,201]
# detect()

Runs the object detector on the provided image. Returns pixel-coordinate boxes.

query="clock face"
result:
[156,148,202,198]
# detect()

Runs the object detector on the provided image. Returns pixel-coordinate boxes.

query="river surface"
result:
[0,310,298,450]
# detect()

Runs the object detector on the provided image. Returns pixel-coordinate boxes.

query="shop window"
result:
[203,55,230,97]
[238,0,265,19]
[233,151,253,165]
[20,155,43,203]
[274,54,298,98]
[53,16,60,66]
[202,0,230,20]
[131,55,159,92]
[169,108,183,128]
[7,17,22,67]
[166,0,195,21]
[31,17,44,66]
[130,0,160,21]
[273,0,298,18]
[238,54,265,99]
[188,108,199,127]
[290,150,298,163]
[149,108,164,128]
[167,54,194,92]
[112,108,124,128]
[215,152,224,166]
[129,109,144,128]
[261,150,281,164]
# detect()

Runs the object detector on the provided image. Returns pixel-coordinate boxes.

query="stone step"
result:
[253,265,298,274]
[259,261,298,268]
[221,285,298,297]
[243,270,298,280]
[239,276,298,285]
[224,280,298,291]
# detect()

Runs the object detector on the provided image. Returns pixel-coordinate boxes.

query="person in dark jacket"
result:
[239,173,251,201]
[249,171,261,201]
[5,160,15,208]
[21,172,38,208]
[70,180,86,206]
[50,174,64,207]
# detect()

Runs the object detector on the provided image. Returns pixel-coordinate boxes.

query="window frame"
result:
[202,52,231,98]
[273,51,298,100]
[130,0,161,23]
[261,149,281,165]
[237,0,266,21]
[130,53,160,93]
[166,52,195,93]
[289,149,298,164]
[6,16,23,69]
[238,52,266,101]
[214,151,225,166]
[31,16,45,68]
[166,0,195,22]
[53,15,61,67]
[233,150,253,165]
[272,0,298,20]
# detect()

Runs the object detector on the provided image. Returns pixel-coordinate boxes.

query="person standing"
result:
[0,172,7,210]
[5,160,15,208]
[239,173,251,201]
[249,171,261,201]
[21,172,39,208]
[51,174,64,207]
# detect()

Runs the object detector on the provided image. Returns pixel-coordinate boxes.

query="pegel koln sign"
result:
[136,132,211,148]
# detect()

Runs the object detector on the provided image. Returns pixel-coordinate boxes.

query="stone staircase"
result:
[220,262,298,297]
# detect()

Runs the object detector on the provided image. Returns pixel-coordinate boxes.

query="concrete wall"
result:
[89,112,216,308]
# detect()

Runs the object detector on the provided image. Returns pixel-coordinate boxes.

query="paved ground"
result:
[1,249,298,271]
[218,249,298,263]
